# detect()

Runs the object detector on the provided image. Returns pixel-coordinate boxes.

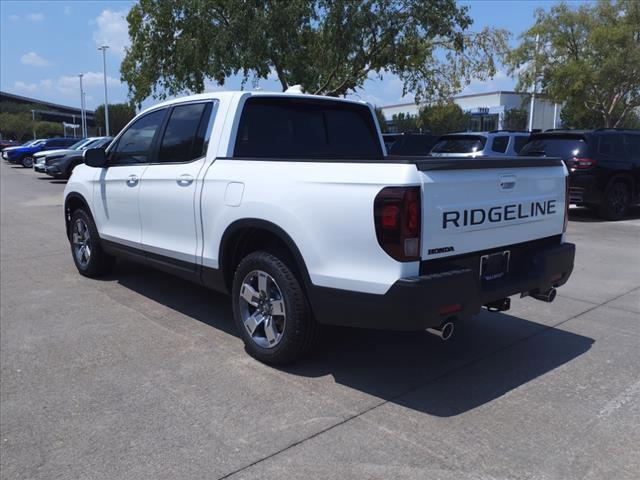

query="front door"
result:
[138,101,216,269]
[92,108,167,248]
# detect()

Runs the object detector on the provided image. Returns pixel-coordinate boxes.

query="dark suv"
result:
[520,129,640,220]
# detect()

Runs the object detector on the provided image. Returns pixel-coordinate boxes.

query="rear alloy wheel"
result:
[232,251,319,365]
[21,156,34,168]
[599,181,630,221]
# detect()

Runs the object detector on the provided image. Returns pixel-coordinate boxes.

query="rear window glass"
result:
[519,136,589,159]
[389,135,439,155]
[626,134,640,160]
[431,135,487,154]
[234,97,382,158]
[597,134,624,156]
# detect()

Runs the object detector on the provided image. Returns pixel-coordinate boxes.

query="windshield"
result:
[431,135,487,154]
[519,136,589,159]
[69,138,93,150]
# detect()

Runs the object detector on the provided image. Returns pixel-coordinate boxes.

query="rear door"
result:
[417,159,567,260]
[138,101,217,268]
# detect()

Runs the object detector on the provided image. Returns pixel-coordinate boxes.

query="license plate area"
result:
[480,251,510,282]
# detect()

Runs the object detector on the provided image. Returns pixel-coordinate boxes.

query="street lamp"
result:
[31,109,35,139]
[78,73,86,138]
[98,44,110,136]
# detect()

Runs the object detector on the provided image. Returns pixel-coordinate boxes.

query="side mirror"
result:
[84,148,107,168]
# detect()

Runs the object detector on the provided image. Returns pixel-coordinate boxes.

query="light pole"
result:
[528,34,540,132]
[31,109,35,139]
[98,44,110,136]
[78,73,86,138]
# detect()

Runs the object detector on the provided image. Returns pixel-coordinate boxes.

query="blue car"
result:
[2,137,83,167]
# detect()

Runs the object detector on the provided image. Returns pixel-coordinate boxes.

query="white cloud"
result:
[57,71,122,96]
[20,52,52,67]
[27,13,44,22]
[9,14,19,21]
[13,81,38,93]
[64,5,71,15]
[92,9,130,57]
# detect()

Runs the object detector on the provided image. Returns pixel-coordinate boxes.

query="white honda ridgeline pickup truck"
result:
[64,91,575,364]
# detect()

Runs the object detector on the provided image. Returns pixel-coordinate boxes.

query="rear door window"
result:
[597,134,624,157]
[157,102,212,163]
[431,135,487,154]
[519,136,589,159]
[234,97,382,158]
[625,134,640,161]
[491,136,509,153]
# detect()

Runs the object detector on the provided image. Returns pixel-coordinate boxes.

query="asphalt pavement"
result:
[1,160,639,479]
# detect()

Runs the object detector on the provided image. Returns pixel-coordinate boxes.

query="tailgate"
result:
[417,157,567,260]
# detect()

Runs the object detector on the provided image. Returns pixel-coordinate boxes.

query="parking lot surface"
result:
[1,161,639,480]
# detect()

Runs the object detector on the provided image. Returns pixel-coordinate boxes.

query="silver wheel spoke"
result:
[240,283,260,307]
[257,272,268,296]
[270,299,285,316]
[84,244,91,260]
[244,311,264,336]
[264,317,277,345]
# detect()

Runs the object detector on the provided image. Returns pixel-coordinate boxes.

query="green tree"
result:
[502,108,528,130]
[417,102,469,134]
[506,0,640,128]
[33,121,63,138]
[121,0,509,106]
[0,112,33,141]
[94,103,137,136]
[391,113,419,133]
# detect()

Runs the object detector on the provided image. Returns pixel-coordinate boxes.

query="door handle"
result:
[126,174,139,187]
[177,174,194,186]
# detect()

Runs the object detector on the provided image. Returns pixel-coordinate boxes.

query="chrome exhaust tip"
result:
[531,287,557,303]
[426,321,455,341]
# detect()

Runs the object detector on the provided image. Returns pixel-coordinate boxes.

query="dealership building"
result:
[381,90,561,132]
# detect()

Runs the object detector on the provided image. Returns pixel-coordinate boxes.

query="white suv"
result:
[430,131,531,157]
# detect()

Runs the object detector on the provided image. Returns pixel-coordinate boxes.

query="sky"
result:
[0,1,593,111]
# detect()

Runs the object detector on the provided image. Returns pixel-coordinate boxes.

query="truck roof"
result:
[138,90,370,117]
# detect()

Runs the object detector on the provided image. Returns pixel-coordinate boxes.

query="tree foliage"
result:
[122,0,509,106]
[506,0,640,128]
[0,112,32,141]
[94,103,137,136]
[391,113,419,133]
[417,102,469,134]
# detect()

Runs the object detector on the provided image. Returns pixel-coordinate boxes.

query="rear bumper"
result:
[568,174,603,204]
[310,241,575,331]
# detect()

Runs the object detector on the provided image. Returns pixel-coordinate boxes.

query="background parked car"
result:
[3,137,82,167]
[33,137,105,173]
[430,131,531,157]
[0,139,18,150]
[383,133,440,156]
[46,136,113,179]
[519,129,640,220]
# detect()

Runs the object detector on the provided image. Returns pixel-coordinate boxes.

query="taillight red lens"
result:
[374,186,421,261]
[567,157,597,170]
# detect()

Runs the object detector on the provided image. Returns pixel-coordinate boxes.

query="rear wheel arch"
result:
[219,219,312,293]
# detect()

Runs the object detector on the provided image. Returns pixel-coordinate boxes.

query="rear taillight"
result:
[374,186,421,261]
[567,157,597,170]
[563,175,569,233]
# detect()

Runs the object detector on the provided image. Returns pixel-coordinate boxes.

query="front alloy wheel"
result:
[22,156,34,168]
[72,218,92,268]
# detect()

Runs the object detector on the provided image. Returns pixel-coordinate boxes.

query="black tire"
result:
[599,181,631,221]
[231,250,319,365]
[21,156,34,168]
[69,209,115,277]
